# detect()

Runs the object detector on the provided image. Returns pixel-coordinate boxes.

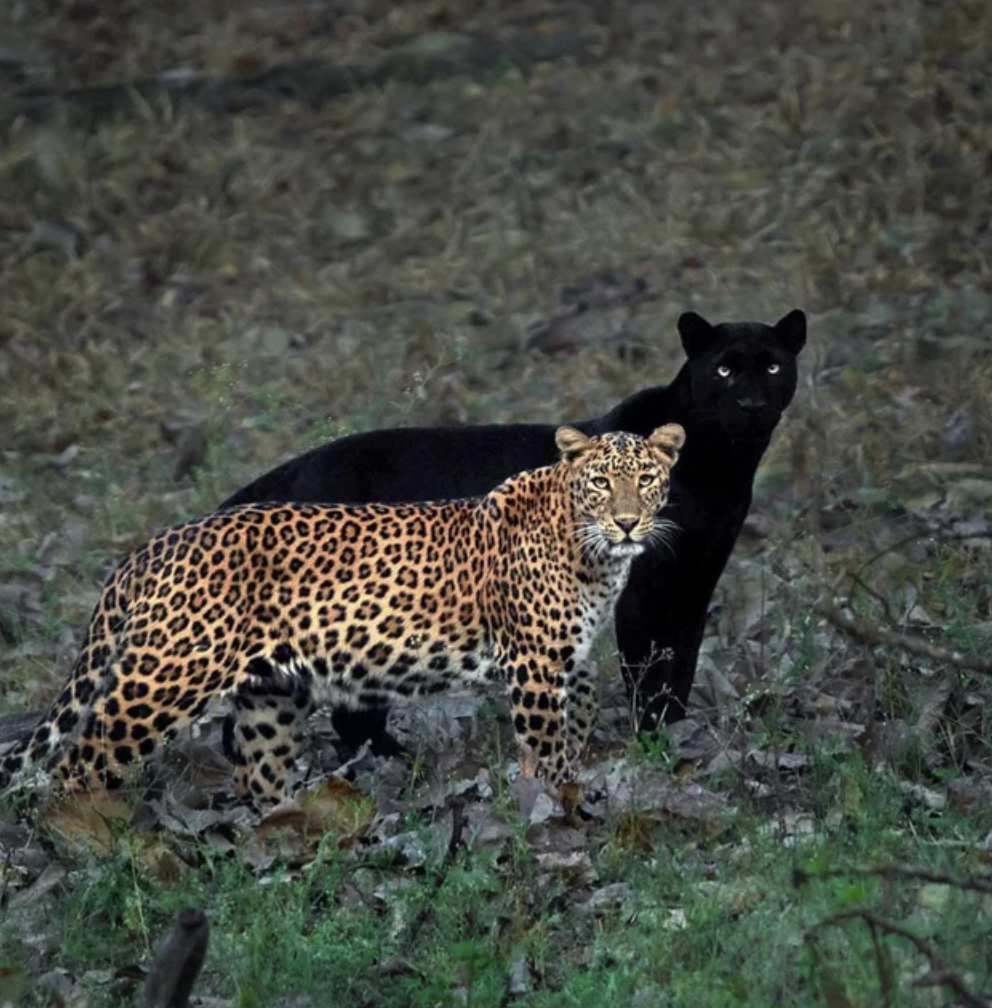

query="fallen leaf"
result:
[9,861,67,910]
[588,761,731,838]
[40,792,134,854]
[36,968,89,1008]
[135,839,188,883]
[535,850,597,886]
[247,778,374,867]
[0,965,27,1008]
[509,776,561,824]
[576,882,631,915]
[12,218,86,264]
[314,207,370,244]
[506,955,533,998]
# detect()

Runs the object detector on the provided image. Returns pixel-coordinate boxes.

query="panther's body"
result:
[0,425,684,805]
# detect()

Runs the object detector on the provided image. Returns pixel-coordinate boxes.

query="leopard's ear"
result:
[648,424,685,466]
[677,311,714,359]
[774,308,807,355]
[555,426,594,461]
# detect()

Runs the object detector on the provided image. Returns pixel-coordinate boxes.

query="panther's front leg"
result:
[564,664,599,766]
[504,654,570,788]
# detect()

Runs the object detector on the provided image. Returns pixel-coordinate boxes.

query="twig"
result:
[802,411,828,583]
[852,528,992,585]
[806,908,992,1008]
[141,908,209,1008]
[867,917,895,1008]
[0,847,12,910]
[846,570,896,626]
[445,798,467,863]
[795,864,992,896]
[815,598,992,676]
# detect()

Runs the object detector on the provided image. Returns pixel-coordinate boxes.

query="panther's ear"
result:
[677,312,715,359]
[773,309,807,355]
[648,424,686,466]
[555,426,594,461]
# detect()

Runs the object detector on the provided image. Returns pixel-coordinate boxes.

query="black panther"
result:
[221,310,807,754]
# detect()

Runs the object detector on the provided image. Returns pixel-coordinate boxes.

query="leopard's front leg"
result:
[504,655,570,788]
[564,663,599,766]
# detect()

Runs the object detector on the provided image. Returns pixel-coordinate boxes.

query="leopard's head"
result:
[556,424,685,560]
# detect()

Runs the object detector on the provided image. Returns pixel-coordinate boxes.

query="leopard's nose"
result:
[616,516,638,535]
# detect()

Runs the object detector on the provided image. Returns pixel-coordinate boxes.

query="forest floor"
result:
[1,1,992,1006]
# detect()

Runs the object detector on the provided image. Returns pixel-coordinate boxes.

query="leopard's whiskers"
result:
[646,517,680,560]
[573,520,612,563]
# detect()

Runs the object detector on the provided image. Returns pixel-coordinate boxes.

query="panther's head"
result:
[679,309,807,443]
[556,425,685,561]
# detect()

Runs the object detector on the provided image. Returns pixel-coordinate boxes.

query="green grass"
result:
[3,754,990,1008]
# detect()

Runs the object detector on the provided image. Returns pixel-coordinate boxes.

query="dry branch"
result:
[795,864,992,896]
[445,798,467,863]
[807,908,992,1008]
[141,908,209,1008]
[815,598,992,676]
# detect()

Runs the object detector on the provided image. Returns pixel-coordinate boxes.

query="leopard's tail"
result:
[0,562,131,794]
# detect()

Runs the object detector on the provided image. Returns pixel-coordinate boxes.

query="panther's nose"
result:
[737,396,766,414]
[616,516,638,536]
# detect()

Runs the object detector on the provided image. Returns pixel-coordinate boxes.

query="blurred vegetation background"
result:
[1,2,992,1005]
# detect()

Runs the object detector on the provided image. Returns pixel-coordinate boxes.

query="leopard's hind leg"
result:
[0,567,131,792]
[51,601,250,791]
[225,658,315,807]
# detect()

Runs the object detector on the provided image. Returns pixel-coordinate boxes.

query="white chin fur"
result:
[610,541,645,558]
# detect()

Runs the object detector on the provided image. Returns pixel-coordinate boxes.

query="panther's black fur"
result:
[222,310,807,752]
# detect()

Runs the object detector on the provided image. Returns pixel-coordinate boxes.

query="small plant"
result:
[628,726,677,771]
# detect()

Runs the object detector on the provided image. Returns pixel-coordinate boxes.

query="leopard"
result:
[0,424,685,807]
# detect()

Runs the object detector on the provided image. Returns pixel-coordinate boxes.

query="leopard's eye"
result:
[767,363,781,375]
[638,473,655,488]
[717,365,732,378]
[591,476,610,491]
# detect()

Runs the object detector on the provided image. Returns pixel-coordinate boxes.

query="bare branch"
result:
[795,864,992,897]
[807,908,992,1008]
[845,570,896,626]
[867,917,896,1008]
[814,598,992,676]
[851,529,992,586]
[445,798,467,863]
[141,908,209,1008]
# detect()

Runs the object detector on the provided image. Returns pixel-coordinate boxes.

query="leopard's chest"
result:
[578,557,633,622]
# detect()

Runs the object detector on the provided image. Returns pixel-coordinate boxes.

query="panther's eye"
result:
[591,476,610,490]
[767,363,781,375]
[717,365,732,378]
[638,473,655,488]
